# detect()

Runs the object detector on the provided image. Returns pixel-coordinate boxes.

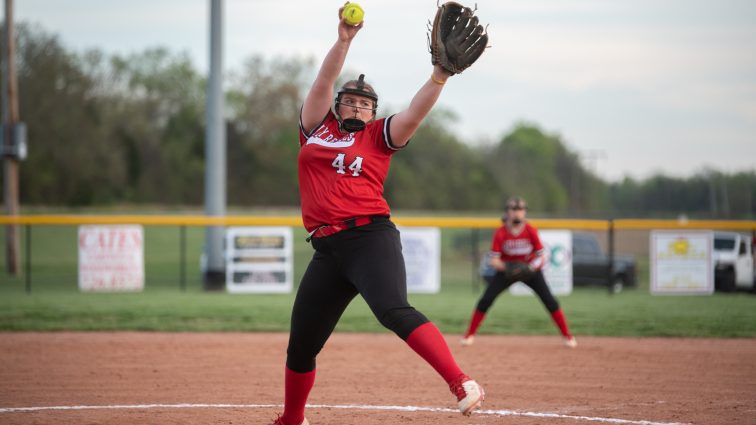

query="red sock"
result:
[281,367,315,425]
[405,322,465,384]
[550,308,572,338]
[464,309,486,338]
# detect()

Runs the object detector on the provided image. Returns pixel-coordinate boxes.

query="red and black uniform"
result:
[298,110,396,233]
[490,222,546,271]
[286,110,464,392]
[463,222,572,339]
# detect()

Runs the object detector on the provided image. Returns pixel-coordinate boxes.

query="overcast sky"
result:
[14,0,756,181]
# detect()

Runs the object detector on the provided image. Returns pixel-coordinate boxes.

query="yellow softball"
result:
[342,2,364,26]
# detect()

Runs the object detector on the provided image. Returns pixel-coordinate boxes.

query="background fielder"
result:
[461,196,577,348]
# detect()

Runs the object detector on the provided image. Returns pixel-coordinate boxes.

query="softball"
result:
[342,2,364,26]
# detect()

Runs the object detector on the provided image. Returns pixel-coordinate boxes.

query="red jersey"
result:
[490,222,545,269]
[298,111,402,232]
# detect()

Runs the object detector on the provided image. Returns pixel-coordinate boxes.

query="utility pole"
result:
[2,0,21,275]
[202,0,226,290]
[720,177,730,218]
[570,160,579,215]
[572,149,606,216]
[708,174,719,218]
[581,149,607,176]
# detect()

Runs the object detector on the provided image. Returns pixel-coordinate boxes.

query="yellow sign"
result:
[670,238,690,256]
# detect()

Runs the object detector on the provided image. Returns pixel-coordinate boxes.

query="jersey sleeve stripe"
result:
[299,107,329,141]
[383,114,408,151]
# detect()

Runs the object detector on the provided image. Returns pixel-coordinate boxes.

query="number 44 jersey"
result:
[298,110,404,233]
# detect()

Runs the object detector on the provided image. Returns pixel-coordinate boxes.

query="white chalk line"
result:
[0,402,691,425]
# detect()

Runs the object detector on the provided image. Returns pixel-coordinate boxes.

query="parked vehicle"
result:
[571,232,637,293]
[713,232,754,292]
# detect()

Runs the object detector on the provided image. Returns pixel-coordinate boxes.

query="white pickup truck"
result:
[713,232,755,292]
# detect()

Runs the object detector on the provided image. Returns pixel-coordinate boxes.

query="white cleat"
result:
[459,335,475,346]
[450,376,485,416]
[564,336,578,348]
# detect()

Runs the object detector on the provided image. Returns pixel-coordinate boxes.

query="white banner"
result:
[399,227,441,294]
[510,230,573,296]
[651,231,714,295]
[78,225,144,292]
[225,227,293,293]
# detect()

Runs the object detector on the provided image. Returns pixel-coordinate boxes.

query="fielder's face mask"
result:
[334,74,378,133]
[503,197,528,224]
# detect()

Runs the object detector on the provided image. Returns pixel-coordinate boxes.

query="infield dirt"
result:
[1,332,754,424]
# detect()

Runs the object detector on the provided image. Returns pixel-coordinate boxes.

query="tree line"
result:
[5,23,756,219]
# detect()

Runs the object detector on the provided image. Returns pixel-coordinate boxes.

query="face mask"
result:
[341,118,366,132]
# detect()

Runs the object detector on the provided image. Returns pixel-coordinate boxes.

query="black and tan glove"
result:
[428,1,488,75]
[505,261,535,281]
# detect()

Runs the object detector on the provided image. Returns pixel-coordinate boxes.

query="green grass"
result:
[1,223,755,337]
[1,284,755,337]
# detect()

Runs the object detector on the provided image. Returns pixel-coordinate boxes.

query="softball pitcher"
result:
[461,197,577,348]
[270,3,488,425]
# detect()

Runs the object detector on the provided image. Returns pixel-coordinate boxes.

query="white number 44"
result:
[332,153,364,176]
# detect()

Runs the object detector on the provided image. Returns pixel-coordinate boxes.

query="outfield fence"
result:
[2,215,755,293]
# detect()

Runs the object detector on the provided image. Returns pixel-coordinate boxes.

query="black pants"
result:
[286,220,429,373]
[476,270,560,314]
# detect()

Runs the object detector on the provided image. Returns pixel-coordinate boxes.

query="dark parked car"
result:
[572,232,637,292]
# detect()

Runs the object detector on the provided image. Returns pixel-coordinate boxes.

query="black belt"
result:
[306,215,390,242]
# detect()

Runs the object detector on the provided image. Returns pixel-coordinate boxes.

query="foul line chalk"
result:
[0,403,691,425]
[309,404,691,425]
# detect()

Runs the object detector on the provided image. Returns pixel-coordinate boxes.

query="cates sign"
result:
[78,225,145,292]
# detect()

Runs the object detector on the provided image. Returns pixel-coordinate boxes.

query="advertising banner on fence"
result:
[510,230,573,296]
[399,227,441,294]
[78,225,144,292]
[225,227,293,293]
[650,230,714,295]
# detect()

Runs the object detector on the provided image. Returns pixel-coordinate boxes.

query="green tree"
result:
[386,109,500,211]
[8,21,754,218]
[480,123,611,215]
[103,47,206,204]
[14,24,127,205]
[226,55,314,206]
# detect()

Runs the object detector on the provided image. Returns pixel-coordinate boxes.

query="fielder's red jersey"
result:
[298,111,402,232]
[490,222,545,268]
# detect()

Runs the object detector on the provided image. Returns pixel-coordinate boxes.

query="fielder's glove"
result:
[428,1,488,75]
[505,261,534,281]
